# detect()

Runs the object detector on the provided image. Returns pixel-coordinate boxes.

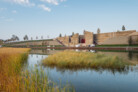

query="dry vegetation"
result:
[0,48,30,76]
[43,51,134,70]
[0,48,73,92]
[0,48,30,91]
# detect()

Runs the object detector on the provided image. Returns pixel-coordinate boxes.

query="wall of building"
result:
[131,36,138,45]
[84,31,93,46]
[56,30,137,46]
[71,33,79,46]
[96,30,136,45]
[8,40,63,47]
[57,33,80,46]
[57,36,69,46]
[101,36,129,45]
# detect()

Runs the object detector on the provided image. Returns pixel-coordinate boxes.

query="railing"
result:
[55,39,66,46]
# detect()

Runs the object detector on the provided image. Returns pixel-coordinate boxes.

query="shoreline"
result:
[12,47,138,51]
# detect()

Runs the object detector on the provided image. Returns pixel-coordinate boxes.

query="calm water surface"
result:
[25,49,138,92]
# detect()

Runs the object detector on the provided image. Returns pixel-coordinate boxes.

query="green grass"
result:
[96,50,138,53]
[96,44,138,47]
[19,67,75,92]
[42,51,134,70]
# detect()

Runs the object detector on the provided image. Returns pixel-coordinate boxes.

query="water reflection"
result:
[25,51,138,92]
[96,51,138,63]
[45,66,132,75]
[30,49,62,55]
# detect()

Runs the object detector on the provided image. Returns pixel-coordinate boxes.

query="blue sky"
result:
[0,0,138,40]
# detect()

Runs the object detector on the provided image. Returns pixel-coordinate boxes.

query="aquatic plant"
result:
[20,67,75,92]
[42,51,134,70]
[0,48,74,92]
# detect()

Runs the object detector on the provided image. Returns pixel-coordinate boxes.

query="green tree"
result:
[122,25,126,31]
[24,35,28,41]
[41,36,43,39]
[72,32,74,36]
[11,35,19,41]
[36,36,38,40]
[97,28,100,34]
[59,33,62,37]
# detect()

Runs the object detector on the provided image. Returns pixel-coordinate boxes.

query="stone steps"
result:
[101,36,129,45]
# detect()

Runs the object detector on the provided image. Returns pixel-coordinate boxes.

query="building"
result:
[56,30,138,47]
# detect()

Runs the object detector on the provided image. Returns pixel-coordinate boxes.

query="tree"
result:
[15,36,19,41]
[11,35,16,41]
[97,28,100,34]
[72,32,74,36]
[122,25,126,31]
[11,35,19,41]
[41,36,43,39]
[36,36,38,40]
[24,35,28,41]
[59,33,62,37]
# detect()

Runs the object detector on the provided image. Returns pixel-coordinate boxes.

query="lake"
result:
[25,49,138,92]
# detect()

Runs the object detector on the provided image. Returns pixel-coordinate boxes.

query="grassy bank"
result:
[96,44,138,47]
[43,51,134,70]
[0,48,30,91]
[0,48,73,92]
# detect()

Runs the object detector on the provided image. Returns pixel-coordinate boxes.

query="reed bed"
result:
[0,48,73,92]
[0,48,30,91]
[43,51,134,69]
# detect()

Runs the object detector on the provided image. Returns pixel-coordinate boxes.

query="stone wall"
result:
[131,35,138,45]
[71,33,79,46]
[10,40,62,46]
[57,36,69,46]
[96,30,136,45]
[56,30,137,46]
[84,31,93,46]
[101,36,129,45]
[57,33,79,46]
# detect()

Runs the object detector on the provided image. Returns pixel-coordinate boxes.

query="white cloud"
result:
[2,0,67,13]
[40,0,58,5]
[40,0,67,5]
[38,4,51,12]
[5,0,35,6]
[12,10,17,13]
[60,0,66,2]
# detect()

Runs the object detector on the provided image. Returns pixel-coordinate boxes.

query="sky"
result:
[0,0,138,40]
